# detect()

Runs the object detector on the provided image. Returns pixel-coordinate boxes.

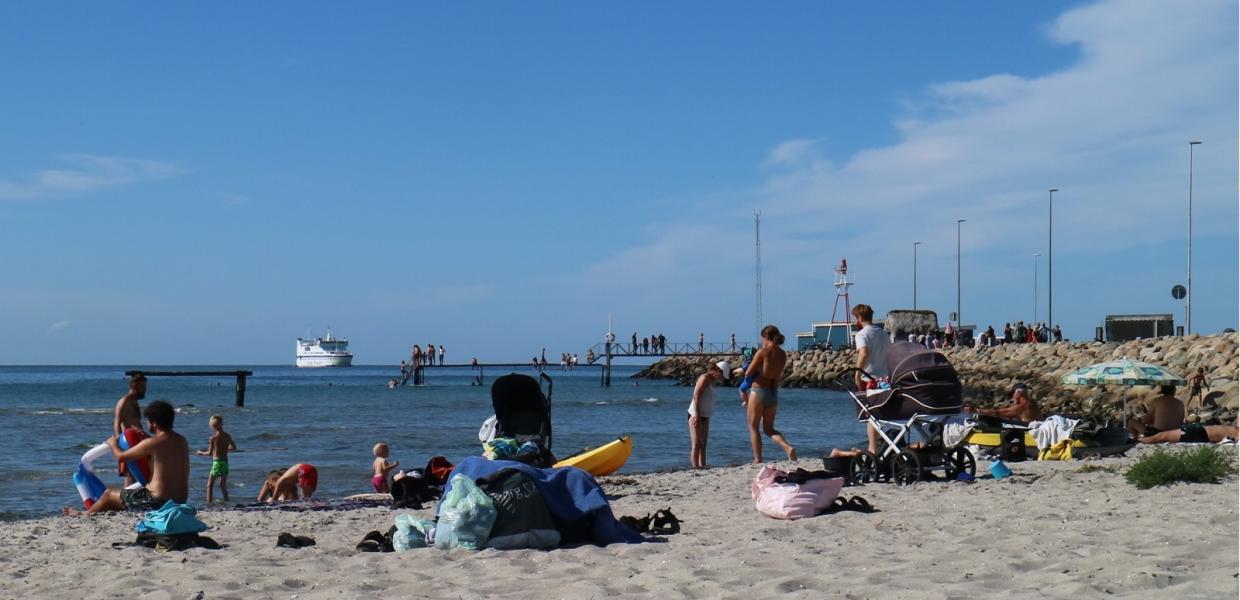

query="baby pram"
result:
[846,342,976,485]
[490,372,555,467]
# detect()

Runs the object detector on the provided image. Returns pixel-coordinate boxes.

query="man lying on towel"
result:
[1139,420,1238,445]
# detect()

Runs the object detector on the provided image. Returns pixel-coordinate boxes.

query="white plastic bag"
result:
[478,415,499,443]
[434,474,497,550]
[392,513,435,552]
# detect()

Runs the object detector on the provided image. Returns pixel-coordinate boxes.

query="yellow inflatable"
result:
[553,436,632,477]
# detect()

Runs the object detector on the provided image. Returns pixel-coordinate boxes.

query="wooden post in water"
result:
[603,340,612,387]
[235,373,247,407]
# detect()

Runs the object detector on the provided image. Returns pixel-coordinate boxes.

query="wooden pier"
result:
[124,370,254,407]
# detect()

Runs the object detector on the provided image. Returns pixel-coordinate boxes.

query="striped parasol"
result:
[1062,358,1186,430]
[1061,358,1187,387]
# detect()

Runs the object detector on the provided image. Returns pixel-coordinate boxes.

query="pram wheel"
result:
[943,447,976,480]
[849,452,879,485]
[891,449,922,485]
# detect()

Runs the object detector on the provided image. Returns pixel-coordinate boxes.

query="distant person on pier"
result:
[731,333,736,351]
[688,360,729,469]
[631,333,638,353]
[658,333,666,354]
[439,345,445,366]
[699,332,704,353]
[741,325,796,463]
[1052,325,1062,342]
[412,345,423,367]
[642,337,650,354]
[426,342,436,366]
[400,360,408,379]
[586,349,595,364]
[571,353,578,369]
[471,356,479,368]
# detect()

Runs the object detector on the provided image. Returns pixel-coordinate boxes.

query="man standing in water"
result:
[741,325,796,463]
[114,373,146,485]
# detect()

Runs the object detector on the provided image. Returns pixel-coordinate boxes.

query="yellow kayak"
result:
[554,436,632,476]
[965,431,1039,448]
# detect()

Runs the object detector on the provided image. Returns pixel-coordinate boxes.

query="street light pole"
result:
[1048,189,1058,333]
[913,241,921,309]
[1034,253,1041,324]
[956,220,965,334]
[1188,141,1201,335]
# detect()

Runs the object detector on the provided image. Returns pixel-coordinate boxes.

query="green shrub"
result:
[1125,445,1236,489]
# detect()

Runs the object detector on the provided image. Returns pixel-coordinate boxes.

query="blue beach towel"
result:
[440,457,642,545]
[135,501,208,535]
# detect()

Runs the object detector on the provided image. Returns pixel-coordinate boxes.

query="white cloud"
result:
[581,0,1238,336]
[0,154,183,200]
[48,320,71,333]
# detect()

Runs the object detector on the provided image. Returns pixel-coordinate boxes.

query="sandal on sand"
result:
[650,508,681,535]
[845,496,876,513]
[619,514,652,534]
[355,530,386,552]
[277,532,317,549]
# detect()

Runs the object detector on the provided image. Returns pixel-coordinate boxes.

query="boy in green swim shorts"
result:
[195,415,237,502]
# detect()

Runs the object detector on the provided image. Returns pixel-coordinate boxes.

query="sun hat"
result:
[715,360,732,380]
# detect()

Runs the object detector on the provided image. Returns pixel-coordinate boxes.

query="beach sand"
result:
[3,447,1236,600]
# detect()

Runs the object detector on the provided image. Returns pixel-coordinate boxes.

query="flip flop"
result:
[650,508,681,535]
[619,513,652,534]
[845,496,876,513]
[278,532,317,549]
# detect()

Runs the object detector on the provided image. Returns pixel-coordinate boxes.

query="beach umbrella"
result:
[1061,358,1187,427]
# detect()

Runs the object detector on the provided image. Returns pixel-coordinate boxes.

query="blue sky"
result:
[1,1,1236,364]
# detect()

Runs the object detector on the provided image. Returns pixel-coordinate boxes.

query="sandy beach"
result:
[2,446,1236,600]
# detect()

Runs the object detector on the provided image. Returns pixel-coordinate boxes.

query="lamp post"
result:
[913,241,921,309]
[1047,188,1058,333]
[1188,141,1201,335]
[1034,253,1041,325]
[956,220,965,333]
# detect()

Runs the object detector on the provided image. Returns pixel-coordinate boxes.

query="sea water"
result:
[0,365,862,520]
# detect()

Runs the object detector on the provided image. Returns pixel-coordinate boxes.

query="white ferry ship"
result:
[295,330,354,368]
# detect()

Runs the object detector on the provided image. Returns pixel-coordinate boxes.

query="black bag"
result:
[474,468,560,550]
[1000,429,1027,463]
[113,532,221,551]
[391,474,442,509]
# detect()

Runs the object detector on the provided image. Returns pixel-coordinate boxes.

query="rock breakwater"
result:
[634,333,1239,422]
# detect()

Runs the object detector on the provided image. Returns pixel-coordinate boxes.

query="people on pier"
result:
[439,345,445,366]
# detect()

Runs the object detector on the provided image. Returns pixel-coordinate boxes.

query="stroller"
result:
[845,342,976,485]
[490,372,555,467]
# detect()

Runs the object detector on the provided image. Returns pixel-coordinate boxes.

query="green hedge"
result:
[1125,445,1236,489]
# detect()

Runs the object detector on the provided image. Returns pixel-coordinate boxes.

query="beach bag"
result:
[391,474,440,509]
[475,468,560,550]
[751,465,844,520]
[434,474,497,551]
[134,501,208,535]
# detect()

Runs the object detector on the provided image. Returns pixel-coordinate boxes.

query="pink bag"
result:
[751,465,845,520]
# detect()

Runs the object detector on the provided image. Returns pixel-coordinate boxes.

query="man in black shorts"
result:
[77,401,190,514]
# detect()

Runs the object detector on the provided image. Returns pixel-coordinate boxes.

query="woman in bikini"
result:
[741,325,796,463]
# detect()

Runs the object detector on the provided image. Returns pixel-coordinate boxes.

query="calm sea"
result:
[0,364,861,520]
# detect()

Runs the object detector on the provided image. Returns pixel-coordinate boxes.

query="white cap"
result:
[715,360,732,380]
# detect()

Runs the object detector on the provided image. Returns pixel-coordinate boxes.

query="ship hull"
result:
[295,355,354,368]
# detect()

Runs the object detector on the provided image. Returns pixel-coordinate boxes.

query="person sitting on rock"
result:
[1127,385,1185,439]
[969,383,1042,424]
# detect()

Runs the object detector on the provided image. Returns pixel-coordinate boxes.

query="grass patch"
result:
[1124,445,1236,489]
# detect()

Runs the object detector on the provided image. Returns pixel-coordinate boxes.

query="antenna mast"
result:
[754,209,763,337]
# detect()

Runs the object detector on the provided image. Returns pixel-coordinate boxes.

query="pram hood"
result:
[857,342,963,420]
[491,373,552,449]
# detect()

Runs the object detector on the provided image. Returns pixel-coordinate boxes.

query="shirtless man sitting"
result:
[1128,385,1185,439]
[257,463,319,502]
[76,400,190,514]
[970,383,1043,424]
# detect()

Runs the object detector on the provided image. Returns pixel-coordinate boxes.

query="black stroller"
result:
[845,342,976,485]
[490,372,555,467]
